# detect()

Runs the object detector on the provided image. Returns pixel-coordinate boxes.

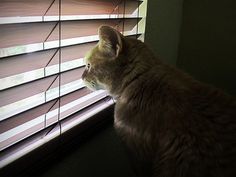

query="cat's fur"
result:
[82,26,236,177]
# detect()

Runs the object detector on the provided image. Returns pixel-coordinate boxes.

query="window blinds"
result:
[0,0,146,168]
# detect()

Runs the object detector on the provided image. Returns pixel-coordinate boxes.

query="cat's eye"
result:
[87,63,91,70]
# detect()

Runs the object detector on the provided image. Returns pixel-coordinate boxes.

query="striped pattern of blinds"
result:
[0,0,143,167]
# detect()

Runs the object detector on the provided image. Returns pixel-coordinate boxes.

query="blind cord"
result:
[122,0,126,34]
[136,1,140,39]
[58,0,62,137]
[43,0,56,21]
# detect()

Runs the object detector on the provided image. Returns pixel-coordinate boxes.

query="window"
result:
[0,0,147,168]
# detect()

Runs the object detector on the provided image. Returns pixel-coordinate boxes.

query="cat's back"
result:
[187,83,236,176]
[179,83,236,177]
[115,62,236,177]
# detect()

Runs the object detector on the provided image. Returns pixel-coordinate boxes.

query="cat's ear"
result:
[98,26,123,58]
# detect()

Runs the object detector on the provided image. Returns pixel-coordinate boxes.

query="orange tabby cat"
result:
[82,26,236,177]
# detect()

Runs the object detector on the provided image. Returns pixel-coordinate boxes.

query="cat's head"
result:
[82,26,127,94]
[82,26,153,97]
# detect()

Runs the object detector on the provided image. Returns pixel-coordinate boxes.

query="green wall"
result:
[145,0,236,95]
[145,0,184,65]
[177,0,236,95]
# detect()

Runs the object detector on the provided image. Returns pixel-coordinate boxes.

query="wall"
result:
[177,0,236,95]
[145,0,184,65]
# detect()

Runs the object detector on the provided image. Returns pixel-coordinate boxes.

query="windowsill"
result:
[0,104,120,177]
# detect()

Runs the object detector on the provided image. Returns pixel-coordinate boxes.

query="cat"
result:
[82,26,236,177]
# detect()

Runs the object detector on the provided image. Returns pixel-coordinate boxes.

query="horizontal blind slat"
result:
[0,0,140,20]
[0,67,86,120]
[0,88,92,133]
[0,67,85,106]
[0,89,108,150]
[0,97,114,168]
[0,42,97,88]
[0,0,143,163]
[0,18,140,52]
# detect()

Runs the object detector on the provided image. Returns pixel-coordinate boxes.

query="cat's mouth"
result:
[83,79,97,91]
[82,79,105,91]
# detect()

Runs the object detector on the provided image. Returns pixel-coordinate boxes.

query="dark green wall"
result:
[177,0,236,95]
[145,0,184,65]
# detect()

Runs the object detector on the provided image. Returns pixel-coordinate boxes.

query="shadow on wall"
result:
[145,0,184,66]
[177,0,236,96]
[145,0,236,96]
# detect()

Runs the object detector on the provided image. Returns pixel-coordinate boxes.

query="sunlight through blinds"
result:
[0,0,147,168]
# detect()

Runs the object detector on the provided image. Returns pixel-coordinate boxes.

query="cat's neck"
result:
[109,40,158,98]
[117,64,165,102]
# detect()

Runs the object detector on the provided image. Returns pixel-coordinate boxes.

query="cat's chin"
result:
[84,83,98,91]
[82,80,94,90]
[86,86,97,91]
[82,80,103,91]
